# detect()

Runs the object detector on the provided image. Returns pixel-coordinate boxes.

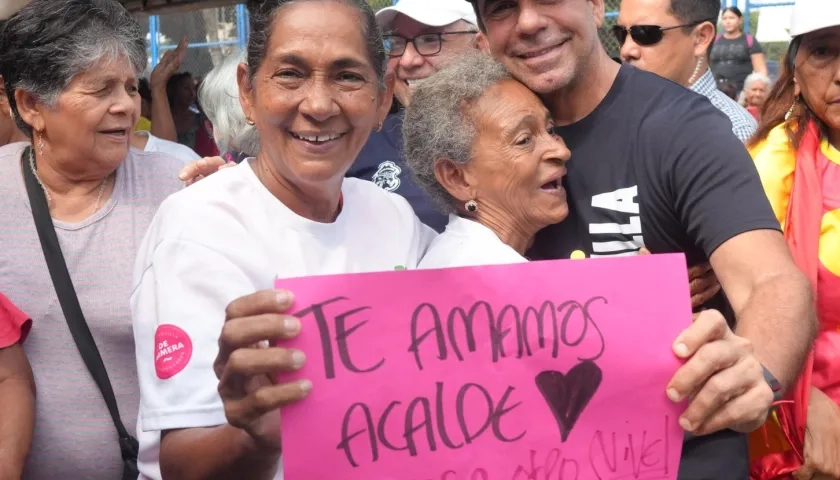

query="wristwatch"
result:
[762,364,783,403]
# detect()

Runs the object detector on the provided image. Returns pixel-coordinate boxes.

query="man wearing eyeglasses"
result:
[616,0,757,142]
[346,0,480,233]
[467,0,816,479]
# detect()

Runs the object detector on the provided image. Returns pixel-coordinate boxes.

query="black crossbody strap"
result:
[20,148,138,462]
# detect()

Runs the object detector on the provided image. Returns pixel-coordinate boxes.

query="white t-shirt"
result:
[135,130,201,163]
[419,214,527,269]
[130,160,436,480]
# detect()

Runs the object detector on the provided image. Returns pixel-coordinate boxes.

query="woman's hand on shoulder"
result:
[180,156,234,186]
[215,290,311,453]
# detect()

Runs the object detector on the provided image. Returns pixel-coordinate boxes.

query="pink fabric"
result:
[0,291,31,348]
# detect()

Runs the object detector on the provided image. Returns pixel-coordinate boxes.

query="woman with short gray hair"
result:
[199,50,260,163]
[0,0,185,477]
[404,53,572,267]
[740,72,772,121]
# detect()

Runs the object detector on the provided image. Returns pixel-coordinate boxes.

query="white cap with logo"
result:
[790,0,840,37]
[375,0,477,32]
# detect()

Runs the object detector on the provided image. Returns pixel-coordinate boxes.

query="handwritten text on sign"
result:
[277,254,691,480]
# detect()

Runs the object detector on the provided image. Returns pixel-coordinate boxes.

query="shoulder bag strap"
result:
[19,147,139,467]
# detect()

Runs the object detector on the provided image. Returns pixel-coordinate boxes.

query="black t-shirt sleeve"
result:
[748,36,764,55]
[653,96,780,257]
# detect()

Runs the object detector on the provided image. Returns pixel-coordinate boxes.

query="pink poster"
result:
[277,254,692,480]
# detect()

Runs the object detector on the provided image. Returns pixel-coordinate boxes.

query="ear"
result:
[433,158,477,207]
[236,62,256,125]
[377,71,396,124]
[694,21,716,58]
[474,31,489,52]
[14,88,45,133]
[589,0,607,29]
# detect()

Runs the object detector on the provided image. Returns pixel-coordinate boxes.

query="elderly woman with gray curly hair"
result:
[404,53,572,267]
[0,0,186,477]
[404,53,722,309]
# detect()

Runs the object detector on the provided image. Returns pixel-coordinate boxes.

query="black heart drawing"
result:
[535,360,603,442]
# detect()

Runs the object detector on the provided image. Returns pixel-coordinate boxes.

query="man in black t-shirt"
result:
[467,0,817,477]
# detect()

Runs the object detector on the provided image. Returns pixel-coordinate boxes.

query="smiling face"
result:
[475,0,606,95]
[238,1,391,188]
[386,15,477,92]
[457,78,571,231]
[795,26,840,144]
[18,55,139,173]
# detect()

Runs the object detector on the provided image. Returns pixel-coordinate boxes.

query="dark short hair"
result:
[138,78,152,103]
[0,0,147,137]
[669,0,721,26]
[166,71,192,107]
[722,6,743,18]
[246,0,386,88]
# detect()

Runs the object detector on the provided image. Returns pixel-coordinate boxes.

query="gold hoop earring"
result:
[38,133,45,156]
[465,200,478,213]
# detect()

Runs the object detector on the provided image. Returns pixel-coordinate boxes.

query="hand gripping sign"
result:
[277,254,691,480]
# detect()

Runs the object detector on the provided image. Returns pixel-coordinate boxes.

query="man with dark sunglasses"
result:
[466,0,815,478]
[347,0,480,233]
[616,0,757,142]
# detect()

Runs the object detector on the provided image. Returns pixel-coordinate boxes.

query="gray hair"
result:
[403,52,512,213]
[199,51,260,156]
[0,0,146,137]
[739,72,772,105]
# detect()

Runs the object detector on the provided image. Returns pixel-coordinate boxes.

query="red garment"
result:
[0,292,31,348]
[748,120,840,478]
[747,105,761,121]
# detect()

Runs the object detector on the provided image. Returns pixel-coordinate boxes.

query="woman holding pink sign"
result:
[129,0,435,478]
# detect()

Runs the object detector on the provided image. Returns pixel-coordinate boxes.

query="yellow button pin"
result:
[570,250,586,260]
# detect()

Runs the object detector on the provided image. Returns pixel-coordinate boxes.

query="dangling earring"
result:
[37,133,45,156]
[375,122,383,132]
[465,199,478,213]
[687,56,704,86]
[785,99,797,121]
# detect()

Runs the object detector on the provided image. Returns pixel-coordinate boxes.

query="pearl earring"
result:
[465,200,478,212]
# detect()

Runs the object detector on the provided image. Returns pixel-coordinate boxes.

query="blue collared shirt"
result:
[690,69,757,143]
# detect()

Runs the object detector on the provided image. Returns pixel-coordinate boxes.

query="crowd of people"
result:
[0,0,837,479]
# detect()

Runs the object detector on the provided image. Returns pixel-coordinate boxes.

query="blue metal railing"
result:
[148,4,250,67]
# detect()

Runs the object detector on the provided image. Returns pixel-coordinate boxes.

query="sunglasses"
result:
[611,19,714,46]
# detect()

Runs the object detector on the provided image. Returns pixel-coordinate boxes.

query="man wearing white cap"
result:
[349,0,479,233]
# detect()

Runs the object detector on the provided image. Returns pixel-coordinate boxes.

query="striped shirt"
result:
[0,142,183,479]
[690,69,757,143]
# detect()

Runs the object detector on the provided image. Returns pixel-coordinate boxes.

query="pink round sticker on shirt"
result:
[154,324,193,380]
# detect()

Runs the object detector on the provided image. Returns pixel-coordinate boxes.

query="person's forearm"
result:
[0,349,35,479]
[149,87,178,142]
[734,270,817,392]
[160,424,280,480]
